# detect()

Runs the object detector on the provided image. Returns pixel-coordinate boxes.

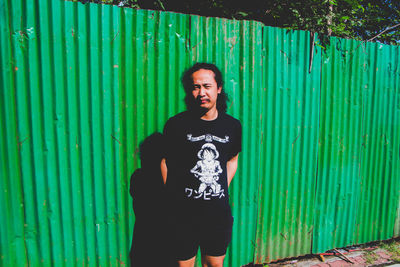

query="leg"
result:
[167,216,198,267]
[199,214,233,267]
[178,255,196,267]
[198,183,207,193]
[201,254,225,267]
[214,182,221,194]
[210,183,216,194]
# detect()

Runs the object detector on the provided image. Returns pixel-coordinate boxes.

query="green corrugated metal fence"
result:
[314,38,400,253]
[1,0,399,266]
[255,26,321,262]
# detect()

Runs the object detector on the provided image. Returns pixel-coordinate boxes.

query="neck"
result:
[200,107,218,121]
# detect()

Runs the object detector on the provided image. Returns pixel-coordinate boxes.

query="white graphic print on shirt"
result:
[185,134,228,200]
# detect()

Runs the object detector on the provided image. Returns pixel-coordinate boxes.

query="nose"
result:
[199,87,206,96]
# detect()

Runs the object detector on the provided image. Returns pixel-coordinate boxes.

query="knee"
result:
[201,255,225,267]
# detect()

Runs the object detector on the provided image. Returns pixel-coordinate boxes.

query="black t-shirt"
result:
[163,111,242,220]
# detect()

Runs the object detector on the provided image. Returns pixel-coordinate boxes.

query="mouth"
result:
[199,98,210,104]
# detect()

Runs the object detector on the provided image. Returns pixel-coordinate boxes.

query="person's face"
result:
[191,69,222,111]
[203,150,214,161]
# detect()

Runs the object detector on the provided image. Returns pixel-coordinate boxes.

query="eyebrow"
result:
[193,82,212,85]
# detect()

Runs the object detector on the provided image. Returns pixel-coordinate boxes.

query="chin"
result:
[199,106,209,111]
[193,106,209,114]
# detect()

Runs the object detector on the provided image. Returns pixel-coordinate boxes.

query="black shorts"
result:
[167,215,234,261]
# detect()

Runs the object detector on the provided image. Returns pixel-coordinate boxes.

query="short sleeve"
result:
[230,120,242,158]
[162,119,173,159]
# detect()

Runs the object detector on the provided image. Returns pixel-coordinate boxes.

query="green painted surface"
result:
[355,42,400,244]
[254,27,321,262]
[1,0,399,266]
[1,1,262,266]
[313,37,366,252]
[312,38,400,253]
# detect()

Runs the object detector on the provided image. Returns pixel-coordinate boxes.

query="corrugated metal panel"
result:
[355,41,400,244]
[120,4,190,265]
[0,0,27,265]
[312,37,366,253]
[254,27,321,263]
[396,195,400,237]
[0,1,129,265]
[119,8,190,260]
[1,1,263,266]
[0,0,192,265]
[312,38,400,253]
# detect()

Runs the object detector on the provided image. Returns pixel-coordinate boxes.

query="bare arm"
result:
[227,154,239,187]
[160,158,167,185]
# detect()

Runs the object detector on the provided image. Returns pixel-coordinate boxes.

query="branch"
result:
[367,22,400,42]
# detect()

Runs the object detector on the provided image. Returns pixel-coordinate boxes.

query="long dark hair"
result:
[182,63,228,113]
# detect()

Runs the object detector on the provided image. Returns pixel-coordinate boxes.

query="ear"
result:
[217,86,222,94]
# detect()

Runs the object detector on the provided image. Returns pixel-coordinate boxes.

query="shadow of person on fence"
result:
[129,132,173,267]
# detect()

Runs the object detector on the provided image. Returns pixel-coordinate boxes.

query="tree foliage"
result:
[75,0,400,45]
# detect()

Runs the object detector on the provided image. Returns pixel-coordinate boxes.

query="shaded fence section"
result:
[0,0,399,266]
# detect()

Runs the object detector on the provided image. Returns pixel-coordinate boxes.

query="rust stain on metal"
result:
[111,29,119,42]
[228,36,237,52]
[280,49,291,64]
[280,233,287,240]
[292,134,300,145]
[111,134,121,145]
[17,135,29,151]
[308,226,314,234]
[191,43,200,50]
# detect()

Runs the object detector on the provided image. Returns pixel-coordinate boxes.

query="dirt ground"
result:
[246,237,400,267]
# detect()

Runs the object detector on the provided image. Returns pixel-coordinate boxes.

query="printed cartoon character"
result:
[190,143,223,194]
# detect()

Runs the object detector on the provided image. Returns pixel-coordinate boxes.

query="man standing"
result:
[161,63,242,267]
